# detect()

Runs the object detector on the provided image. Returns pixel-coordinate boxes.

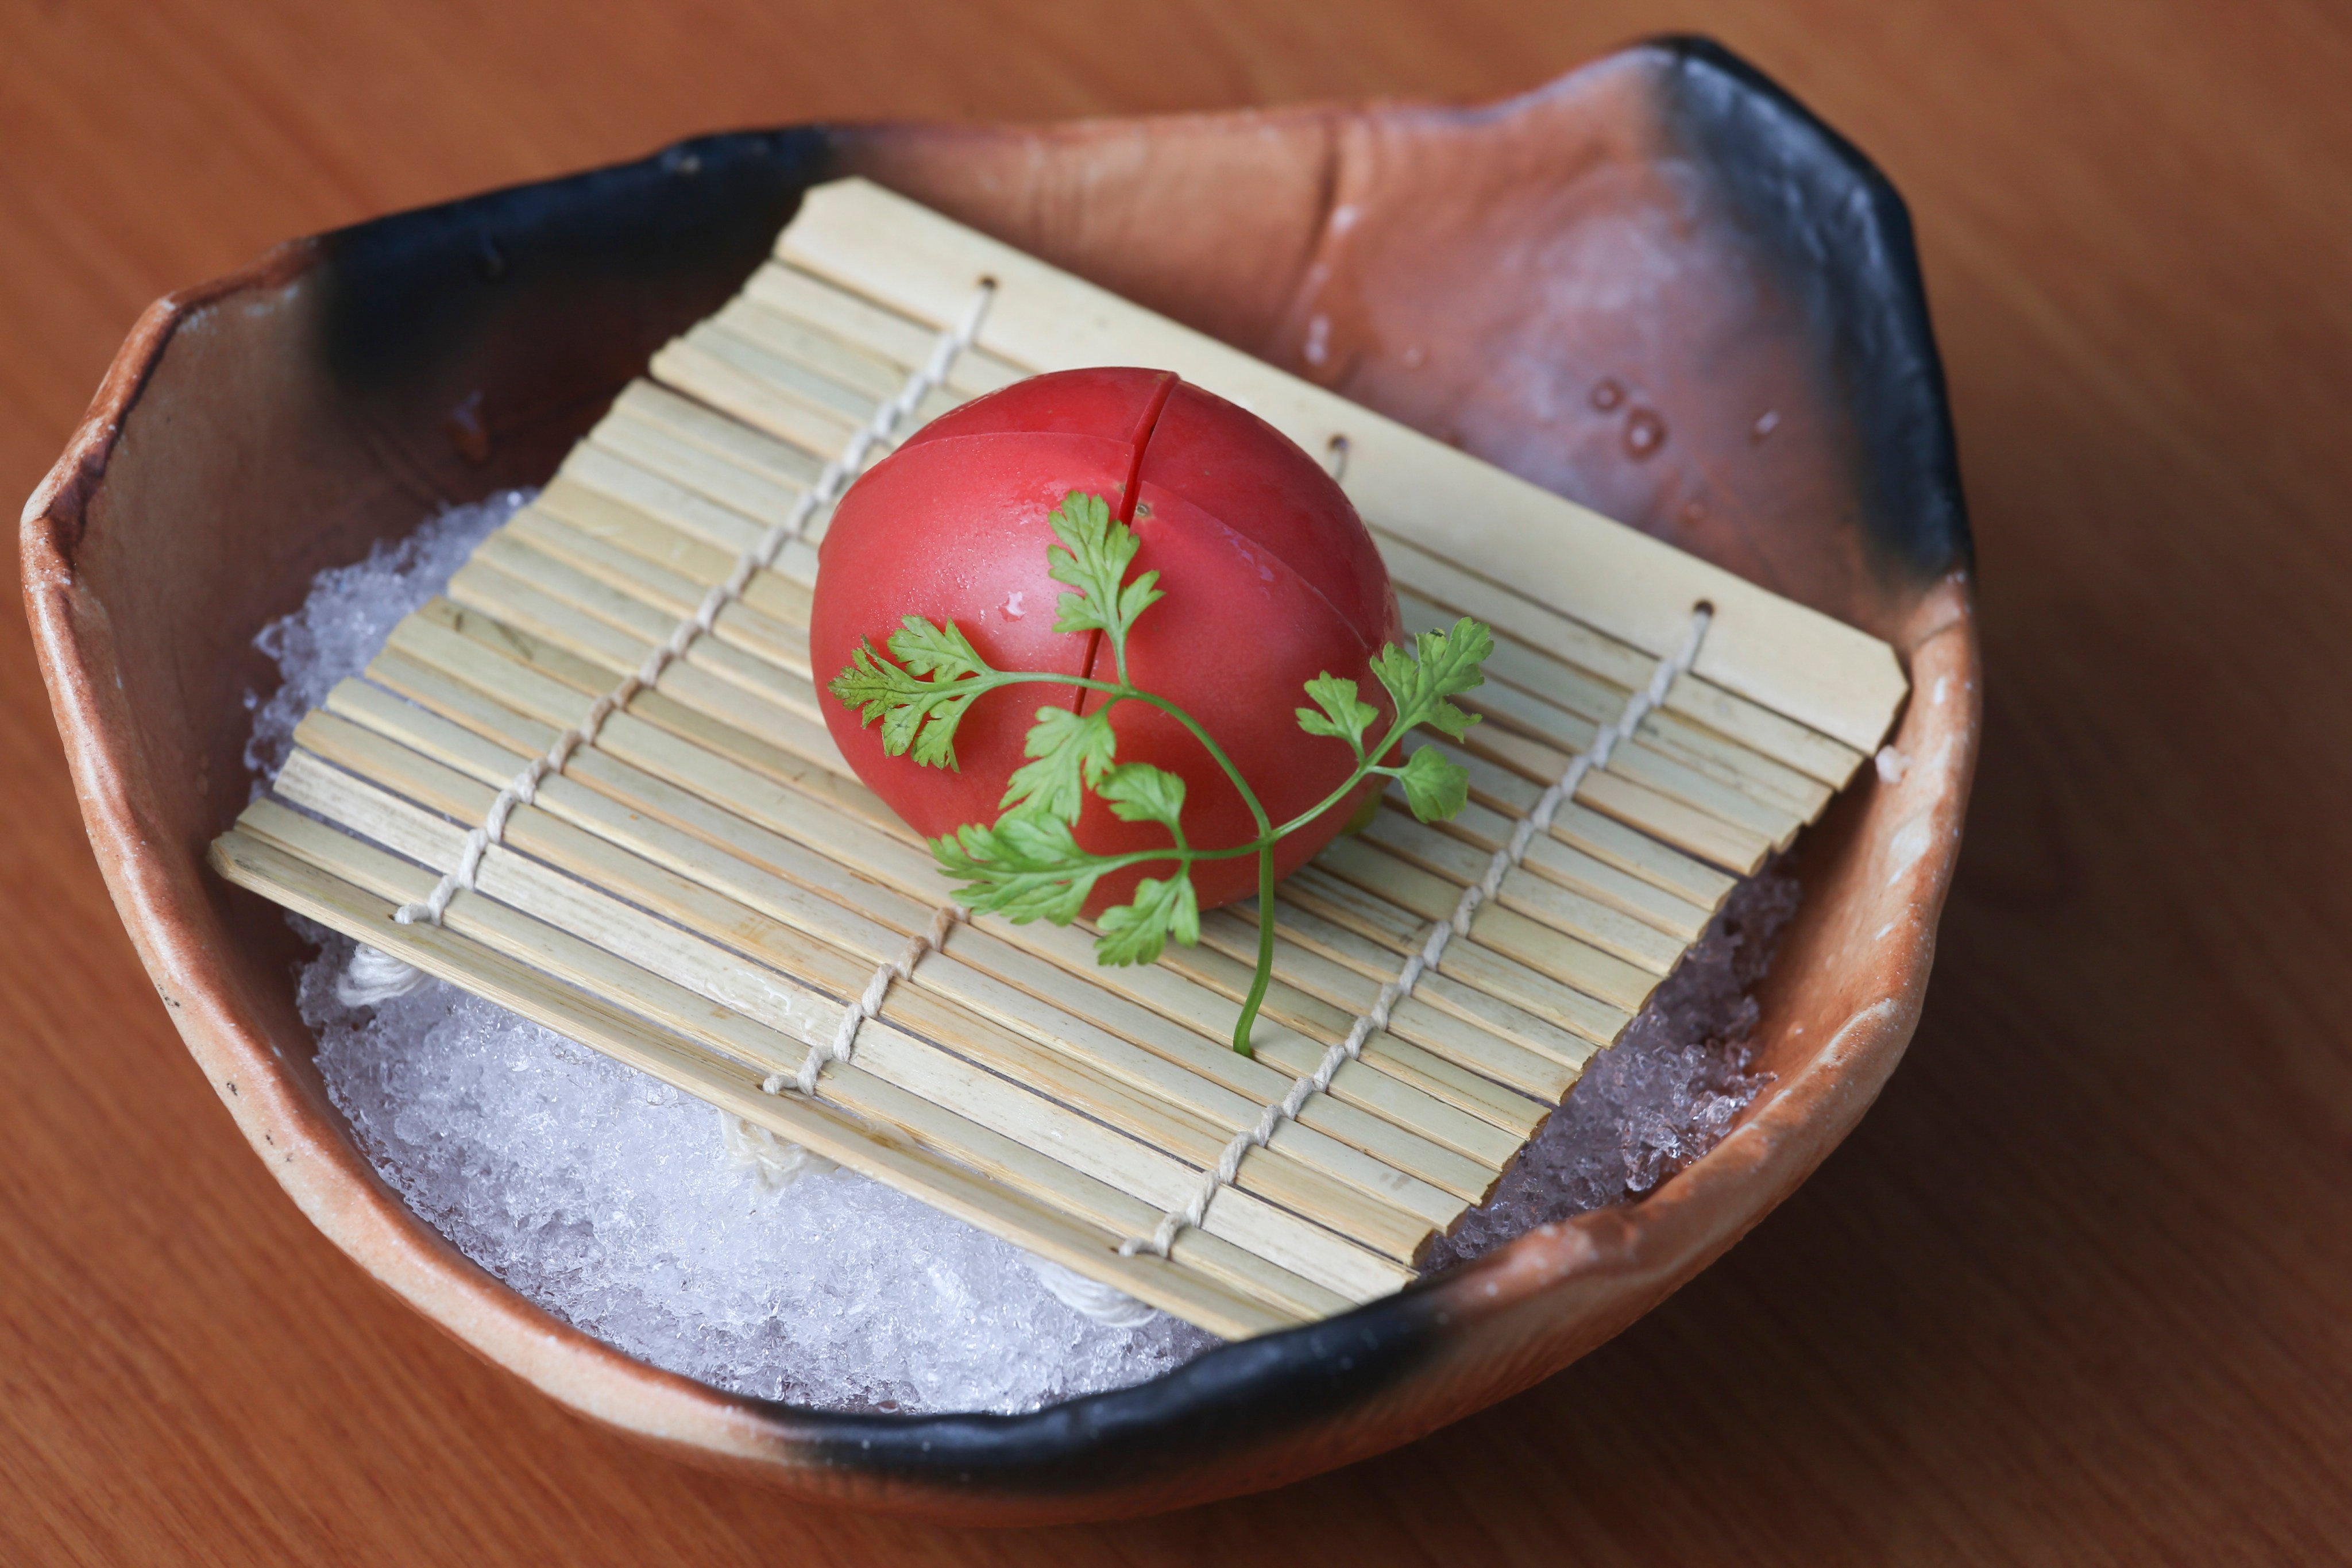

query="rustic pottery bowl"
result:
[23,36,1976,1524]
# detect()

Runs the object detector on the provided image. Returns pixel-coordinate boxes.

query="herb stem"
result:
[990,670,1295,1055]
[1257,705,1430,839]
[1231,845,1279,1057]
[1118,692,1274,839]
[1269,758,1399,839]
[978,670,1276,839]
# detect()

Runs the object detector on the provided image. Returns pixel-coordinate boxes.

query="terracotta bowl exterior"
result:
[21,38,1976,1524]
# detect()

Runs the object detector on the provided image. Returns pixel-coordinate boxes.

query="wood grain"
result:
[4,0,2350,1561]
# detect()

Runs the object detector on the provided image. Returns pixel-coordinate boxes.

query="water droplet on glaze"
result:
[1752,408,1781,441]
[1331,203,1361,233]
[1624,408,1666,458]
[1589,377,1625,411]
[1001,590,1026,620]
[1303,314,1331,366]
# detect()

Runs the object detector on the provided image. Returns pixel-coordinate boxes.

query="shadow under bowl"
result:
[21,36,1978,1524]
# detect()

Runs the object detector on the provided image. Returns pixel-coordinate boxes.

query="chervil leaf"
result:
[1370,616,1493,742]
[1295,671,1381,758]
[1001,707,1117,823]
[1113,571,1165,634]
[1092,871,1200,966]
[1395,743,1470,822]
[829,627,994,771]
[1096,762,1187,839]
[829,639,924,721]
[898,689,980,769]
[887,615,990,682]
[930,813,1111,926]
[1046,491,1162,643]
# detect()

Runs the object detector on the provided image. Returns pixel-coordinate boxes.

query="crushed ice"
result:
[249,493,1792,1415]
[244,493,531,785]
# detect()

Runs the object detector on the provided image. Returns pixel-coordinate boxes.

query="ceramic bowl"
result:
[21,36,1976,1524]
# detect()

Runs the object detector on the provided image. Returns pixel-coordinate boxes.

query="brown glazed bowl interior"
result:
[22,37,1976,1524]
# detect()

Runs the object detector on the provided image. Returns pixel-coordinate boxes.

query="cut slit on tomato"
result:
[1073,370,1180,716]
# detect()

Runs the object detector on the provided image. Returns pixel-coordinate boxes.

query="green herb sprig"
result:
[831,491,1493,1055]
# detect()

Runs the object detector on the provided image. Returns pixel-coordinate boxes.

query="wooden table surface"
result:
[6,0,2350,1561]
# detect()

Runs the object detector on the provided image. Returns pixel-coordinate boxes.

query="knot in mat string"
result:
[379,282,998,937]
[1119,603,1716,1261]
[767,902,963,1097]
[336,942,432,1006]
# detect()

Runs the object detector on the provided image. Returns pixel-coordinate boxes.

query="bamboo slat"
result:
[1238,899,1606,1076]
[609,376,825,486]
[740,261,1029,397]
[209,177,1905,1336]
[653,330,862,454]
[559,443,771,553]
[1434,792,1739,914]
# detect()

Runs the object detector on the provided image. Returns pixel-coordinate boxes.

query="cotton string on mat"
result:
[211,179,1905,1339]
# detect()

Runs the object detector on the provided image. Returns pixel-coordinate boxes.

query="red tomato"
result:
[812,366,1403,914]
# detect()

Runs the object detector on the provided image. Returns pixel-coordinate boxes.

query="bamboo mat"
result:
[210,179,1905,1338]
